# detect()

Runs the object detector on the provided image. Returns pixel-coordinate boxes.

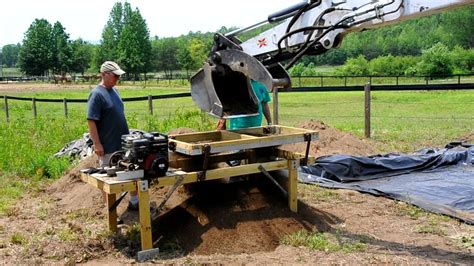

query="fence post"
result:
[63,98,68,118]
[426,76,429,85]
[396,76,399,86]
[32,98,37,118]
[344,76,347,87]
[298,76,301,87]
[4,95,9,122]
[273,88,279,125]
[364,83,371,139]
[148,95,153,115]
[458,75,461,85]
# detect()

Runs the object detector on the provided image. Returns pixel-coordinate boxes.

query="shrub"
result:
[335,55,369,76]
[412,42,453,76]
[449,46,474,74]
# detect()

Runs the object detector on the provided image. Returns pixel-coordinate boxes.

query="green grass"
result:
[281,230,367,253]
[276,90,473,152]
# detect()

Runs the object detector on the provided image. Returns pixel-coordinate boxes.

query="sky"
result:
[0,0,297,47]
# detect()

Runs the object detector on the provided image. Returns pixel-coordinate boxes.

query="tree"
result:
[70,39,93,75]
[439,6,474,48]
[51,22,73,75]
[152,37,179,78]
[188,38,208,69]
[177,39,194,76]
[18,19,54,76]
[97,2,124,65]
[117,5,152,78]
[1,44,21,67]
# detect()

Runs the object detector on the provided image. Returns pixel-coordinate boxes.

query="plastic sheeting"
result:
[299,145,474,224]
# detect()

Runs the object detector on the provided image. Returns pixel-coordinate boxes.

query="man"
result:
[217,79,272,130]
[87,61,138,211]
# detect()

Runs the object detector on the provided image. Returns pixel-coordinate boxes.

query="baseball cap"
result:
[100,61,126,76]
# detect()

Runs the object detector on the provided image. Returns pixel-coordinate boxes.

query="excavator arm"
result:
[191,0,473,118]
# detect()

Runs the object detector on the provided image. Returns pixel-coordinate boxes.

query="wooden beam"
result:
[106,193,118,233]
[155,160,288,186]
[138,180,153,250]
[287,159,299,212]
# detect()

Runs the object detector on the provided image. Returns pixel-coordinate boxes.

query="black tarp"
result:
[299,144,474,224]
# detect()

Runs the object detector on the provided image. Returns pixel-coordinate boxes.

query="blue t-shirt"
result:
[229,80,271,129]
[87,85,129,154]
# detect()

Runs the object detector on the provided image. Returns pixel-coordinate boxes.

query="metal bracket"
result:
[290,160,299,170]
[258,165,288,198]
[197,144,211,182]
[152,175,185,219]
[139,180,149,192]
[137,247,160,262]
[108,191,128,212]
[303,133,312,166]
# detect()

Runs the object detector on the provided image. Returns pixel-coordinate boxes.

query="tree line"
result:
[0,4,472,78]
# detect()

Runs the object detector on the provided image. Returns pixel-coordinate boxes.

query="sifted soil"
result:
[0,122,472,264]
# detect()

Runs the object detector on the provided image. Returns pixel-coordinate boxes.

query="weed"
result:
[281,230,367,253]
[37,206,48,220]
[300,184,340,202]
[394,201,427,219]
[417,222,446,236]
[459,235,474,249]
[11,232,28,245]
[58,228,77,242]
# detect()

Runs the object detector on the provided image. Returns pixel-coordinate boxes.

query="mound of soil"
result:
[46,155,105,216]
[460,132,474,143]
[153,179,338,255]
[282,119,379,157]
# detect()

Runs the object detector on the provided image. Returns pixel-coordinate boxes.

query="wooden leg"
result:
[137,180,153,250]
[287,159,298,212]
[106,193,118,233]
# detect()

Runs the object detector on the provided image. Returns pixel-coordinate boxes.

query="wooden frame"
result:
[80,126,318,258]
[80,155,305,254]
[169,125,318,155]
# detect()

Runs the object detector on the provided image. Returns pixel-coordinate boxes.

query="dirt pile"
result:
[47,155,105,216]
[282,119,379,157]
[153,179,335,255]
[459,132,474,143]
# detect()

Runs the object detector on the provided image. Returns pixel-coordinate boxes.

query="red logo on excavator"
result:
[257,38,267,48]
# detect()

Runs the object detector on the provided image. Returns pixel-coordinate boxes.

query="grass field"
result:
[0,84,472,214]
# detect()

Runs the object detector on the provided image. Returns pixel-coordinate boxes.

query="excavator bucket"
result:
[190,50,274,118]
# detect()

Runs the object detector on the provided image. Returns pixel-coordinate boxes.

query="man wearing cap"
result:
[87,61,138,210]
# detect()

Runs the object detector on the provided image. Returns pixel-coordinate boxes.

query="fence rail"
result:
[1,73,473,86]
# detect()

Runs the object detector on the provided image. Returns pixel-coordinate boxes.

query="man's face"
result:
[102,71,120,88]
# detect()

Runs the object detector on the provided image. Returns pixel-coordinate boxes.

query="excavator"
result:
[190,0,473,118]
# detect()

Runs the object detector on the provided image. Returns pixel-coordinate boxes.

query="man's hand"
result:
[216,118,227,130]
[94,143,105,157]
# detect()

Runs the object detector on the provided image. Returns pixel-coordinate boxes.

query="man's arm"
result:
[87,119,104,157]
[262,102,272,125]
